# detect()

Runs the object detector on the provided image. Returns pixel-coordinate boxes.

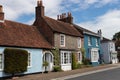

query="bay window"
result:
[61,51,71,64]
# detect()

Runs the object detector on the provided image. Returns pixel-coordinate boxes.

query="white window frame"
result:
[96,38,99,46]
[91,48,99,62]
[0,53,3,71]
[78,52,82,62]
[78,37,81,48]
[88,36,92,46]
[60,34,65,47]
[28,52,32,68]
[61,51,71,65]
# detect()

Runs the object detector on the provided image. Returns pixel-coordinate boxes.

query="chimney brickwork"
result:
[35,0,44,20]
[57,12,73,24]
[0,5,4,22]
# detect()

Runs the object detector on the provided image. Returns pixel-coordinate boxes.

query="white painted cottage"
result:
[98,30,118,64]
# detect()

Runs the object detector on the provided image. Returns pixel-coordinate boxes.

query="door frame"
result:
[43,51,54,71]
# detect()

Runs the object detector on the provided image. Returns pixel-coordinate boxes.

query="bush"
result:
[76,63,82,69]
[72,53,77,70]
[43,61,49,67]
[4,48,28,76]
[53,66,62,72]
[83,58,91,65]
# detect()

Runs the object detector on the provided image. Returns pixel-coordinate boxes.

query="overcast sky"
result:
[0,0,120,39]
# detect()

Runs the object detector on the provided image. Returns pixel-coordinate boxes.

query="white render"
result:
[101,41,118,64]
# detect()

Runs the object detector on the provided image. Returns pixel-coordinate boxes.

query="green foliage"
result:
[76,63,82,69]
[51,48,60,66]
[83,58,91,65]
[43,61,49,67]
[76,63,92,69]
[80,48,86,63]
[113,31,120,40]
[117,51,120,62]
[53,66,62,72]
[4,48,28,75]
[71,53,77,70]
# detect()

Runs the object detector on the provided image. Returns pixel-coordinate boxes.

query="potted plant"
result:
[43,61,49,73]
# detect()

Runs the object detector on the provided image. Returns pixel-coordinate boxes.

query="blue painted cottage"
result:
[0,5,53,77]
[74,25,101,66]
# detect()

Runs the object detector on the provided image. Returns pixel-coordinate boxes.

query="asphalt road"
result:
[66,68,120,80]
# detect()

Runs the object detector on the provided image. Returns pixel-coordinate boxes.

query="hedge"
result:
[4,48,28,76]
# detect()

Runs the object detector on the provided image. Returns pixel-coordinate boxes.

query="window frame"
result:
[78,52,82,62]
[60,34,65,47]
[88,36,92,46]
[78,37,81,48]
[61,51,71,65]
[0,53,3,71]
[96,38,99,46]
[28,52,32,68]
[91,48,99,62]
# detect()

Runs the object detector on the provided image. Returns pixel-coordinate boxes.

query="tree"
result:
[113,31,120,62]
[113,31,120,40]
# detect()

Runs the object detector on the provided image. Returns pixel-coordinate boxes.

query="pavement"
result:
[6,64,120,80]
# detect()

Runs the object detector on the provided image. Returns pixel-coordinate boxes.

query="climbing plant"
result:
[80,47,86,64]
[51,48,60,66]
[71,52,77,70]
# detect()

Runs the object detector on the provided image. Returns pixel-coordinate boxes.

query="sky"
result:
[0,0,120,39]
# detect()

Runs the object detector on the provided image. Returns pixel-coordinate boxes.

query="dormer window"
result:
[60,34,65,47]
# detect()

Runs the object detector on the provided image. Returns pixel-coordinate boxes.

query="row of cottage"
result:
[0,0,118,77]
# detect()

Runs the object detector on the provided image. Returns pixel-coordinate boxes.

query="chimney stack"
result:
[0,5,4,22]
[98,29,103,40]
[35,0,44,20]
[57,12,73,24]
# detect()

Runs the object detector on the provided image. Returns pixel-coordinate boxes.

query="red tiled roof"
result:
[43,16,83,37]
[0,20,52,48]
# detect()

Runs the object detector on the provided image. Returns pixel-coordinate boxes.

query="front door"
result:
[43,52,53,71]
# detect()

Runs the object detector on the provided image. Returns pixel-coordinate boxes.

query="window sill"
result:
[60,45,65,47]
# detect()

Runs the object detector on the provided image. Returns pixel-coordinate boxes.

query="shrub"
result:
[72,53,77,70]
[76,63,82,69]
[53,66,61,72]
[43,61,49,67]
[4,48,28,76]
[83,58,91,65]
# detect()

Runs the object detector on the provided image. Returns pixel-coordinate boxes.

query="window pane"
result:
[60,35,65,46]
